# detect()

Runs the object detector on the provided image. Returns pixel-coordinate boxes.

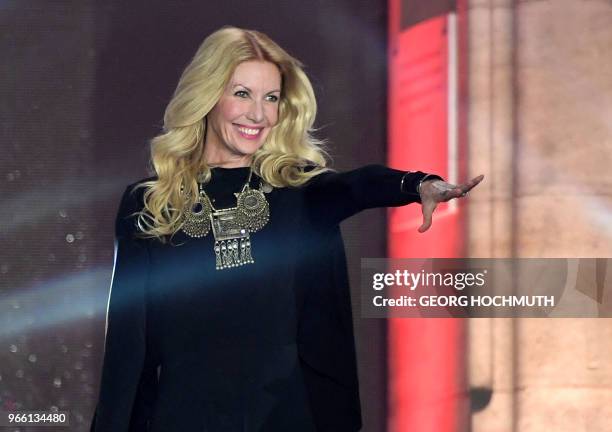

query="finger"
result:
[427,175,484,202]
[461,174,485,194]
[446,174,485,199]
[418,200,437,233]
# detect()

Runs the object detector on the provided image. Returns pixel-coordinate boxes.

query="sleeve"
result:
[303,164,443,227]
[90,185,158,432]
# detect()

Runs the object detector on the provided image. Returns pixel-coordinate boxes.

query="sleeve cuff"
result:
[400,171,444,203]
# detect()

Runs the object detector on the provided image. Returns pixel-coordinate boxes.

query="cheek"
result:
[266,105,279,127]
[216,98,242,124]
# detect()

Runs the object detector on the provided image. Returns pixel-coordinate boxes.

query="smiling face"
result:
[204,60,282,167]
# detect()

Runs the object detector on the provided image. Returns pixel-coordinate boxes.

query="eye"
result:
[234,90,248,98]
[266,94,279,102]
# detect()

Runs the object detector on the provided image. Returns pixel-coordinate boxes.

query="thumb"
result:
[418,200,436,233]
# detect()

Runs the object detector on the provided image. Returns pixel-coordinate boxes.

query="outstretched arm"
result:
[303,164,443,227]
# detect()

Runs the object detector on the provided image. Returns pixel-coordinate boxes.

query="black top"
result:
[91,165,440,432]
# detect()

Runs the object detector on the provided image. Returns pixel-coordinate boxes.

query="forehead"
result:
[229,60,281,89]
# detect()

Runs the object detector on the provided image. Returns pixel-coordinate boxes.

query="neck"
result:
[207,160,251,168]
[203,146,252,168]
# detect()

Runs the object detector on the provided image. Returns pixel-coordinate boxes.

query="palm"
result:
[418,174,484,233]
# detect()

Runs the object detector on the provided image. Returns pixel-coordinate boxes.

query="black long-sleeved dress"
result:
[90,165,438,432]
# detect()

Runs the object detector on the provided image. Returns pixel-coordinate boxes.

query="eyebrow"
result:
[233,84,281,94]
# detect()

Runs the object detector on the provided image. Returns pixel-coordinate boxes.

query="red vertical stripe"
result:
[387,2,467,431]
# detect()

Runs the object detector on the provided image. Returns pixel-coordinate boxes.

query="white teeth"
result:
[237,127,261,136]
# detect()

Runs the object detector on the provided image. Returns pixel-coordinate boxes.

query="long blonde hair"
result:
[133,26,332,243]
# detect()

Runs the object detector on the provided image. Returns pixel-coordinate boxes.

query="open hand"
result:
[418,175,484,233]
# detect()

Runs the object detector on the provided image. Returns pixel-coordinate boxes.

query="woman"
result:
[91,26,482,431]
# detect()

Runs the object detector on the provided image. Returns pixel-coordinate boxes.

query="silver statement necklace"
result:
[180,167,271,270]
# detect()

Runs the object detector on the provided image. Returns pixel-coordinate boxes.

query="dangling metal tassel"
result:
[242,237,254,264]
[221,241,230,269]
[213,237,256,269]
[214,242,223,269]
[229,238,239,266]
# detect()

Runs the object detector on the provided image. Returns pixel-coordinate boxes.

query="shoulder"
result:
[303,164,336,174]
[301,164,337,185]
[121,176,157,205]
[115,176,156,237]
[125,175,157,194]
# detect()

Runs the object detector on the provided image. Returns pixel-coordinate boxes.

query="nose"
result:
[246,99,264,124]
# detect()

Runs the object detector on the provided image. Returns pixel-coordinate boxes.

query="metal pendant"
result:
[181,192,212,238]
[210,208,254,269]
[234,188,269,233]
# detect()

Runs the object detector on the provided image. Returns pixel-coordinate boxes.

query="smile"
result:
[235,124,263,140]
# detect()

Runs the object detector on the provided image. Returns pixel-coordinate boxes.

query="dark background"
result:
[1,1,389,430]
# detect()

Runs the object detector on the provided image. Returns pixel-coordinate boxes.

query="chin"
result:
[233,137,267,155]
[243,147,264,158]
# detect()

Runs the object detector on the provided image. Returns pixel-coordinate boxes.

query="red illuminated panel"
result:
[388,15,459,258]
[387,1,468,431]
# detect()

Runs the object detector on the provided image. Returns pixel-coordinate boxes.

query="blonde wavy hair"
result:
[133,26,333,243]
